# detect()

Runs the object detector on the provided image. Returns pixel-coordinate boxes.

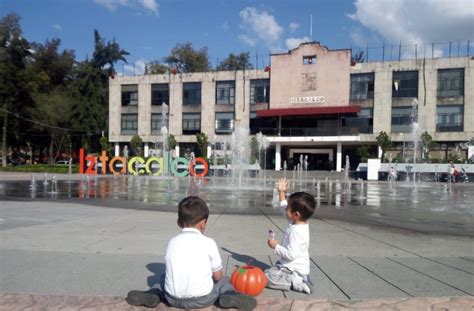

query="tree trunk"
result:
[2,110,7,167]
[49,139,54,164]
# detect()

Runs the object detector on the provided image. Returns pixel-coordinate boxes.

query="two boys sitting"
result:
[127,178,315,309]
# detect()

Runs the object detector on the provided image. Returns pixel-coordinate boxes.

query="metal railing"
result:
[255,126,373,137]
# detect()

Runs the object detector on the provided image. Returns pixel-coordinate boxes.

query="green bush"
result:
[0,164,79,174]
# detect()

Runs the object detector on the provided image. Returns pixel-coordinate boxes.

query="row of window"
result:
[121,103,463,136]
[391,105,463,133]
[121,112,236,135]
[122,79,270,107]
[350,68,464,101]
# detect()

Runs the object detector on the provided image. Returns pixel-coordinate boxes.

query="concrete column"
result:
[275,143,281,171]
[378,146,382,159]
[336,142,342,172]
[175,145,180,158]
[114,143,120,157]
[207,146,212,159]
[144,143,149,157]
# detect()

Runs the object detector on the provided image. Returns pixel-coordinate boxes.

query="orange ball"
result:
[230,265,267,296]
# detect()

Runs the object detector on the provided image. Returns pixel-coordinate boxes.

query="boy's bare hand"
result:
[268,239,278,249]
[277,178,288,193]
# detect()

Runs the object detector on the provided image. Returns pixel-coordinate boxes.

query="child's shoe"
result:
[126,289,161,308]
[219,292,257,310]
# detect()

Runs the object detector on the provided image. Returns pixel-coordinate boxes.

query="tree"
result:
[0,13,33,166]
[164,42,210,73]
[168,134,177,151]
[420,131,435,161]
[351,50,365,64]
[91,30,129,77]
[216,52,253,71]
[356,145,371,163]
[376,131,392,163]
[130,134,143,156]
[196,132,208,158]
[146,60,169,74]
[70,30,129,150]
[27,38,75,92]
[29,88,75,163]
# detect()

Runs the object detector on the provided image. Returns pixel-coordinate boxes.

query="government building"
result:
[108,42,473,171]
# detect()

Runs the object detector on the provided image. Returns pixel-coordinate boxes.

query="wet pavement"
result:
[0,172,473,310]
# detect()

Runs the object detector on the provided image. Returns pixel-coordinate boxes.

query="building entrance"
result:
[288,148,334,171]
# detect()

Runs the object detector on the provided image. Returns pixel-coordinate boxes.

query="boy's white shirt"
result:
[164,227,223,298]
[274,199,310,276]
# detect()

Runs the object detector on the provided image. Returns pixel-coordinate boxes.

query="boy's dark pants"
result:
[153,275,235,309]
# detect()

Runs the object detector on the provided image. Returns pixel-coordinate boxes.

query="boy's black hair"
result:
[288,192,315,221]
[178,196,209,227]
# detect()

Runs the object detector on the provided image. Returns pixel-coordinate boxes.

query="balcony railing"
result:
[257,126,373,136]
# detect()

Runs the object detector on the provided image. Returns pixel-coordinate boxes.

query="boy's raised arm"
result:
[278,178,288,203]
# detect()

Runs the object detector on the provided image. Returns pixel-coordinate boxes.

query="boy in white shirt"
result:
[266,178,315,294]
[126,196,256,309]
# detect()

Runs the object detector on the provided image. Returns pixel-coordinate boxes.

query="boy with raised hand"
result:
[266,177,315,294]
[126,196,256,309]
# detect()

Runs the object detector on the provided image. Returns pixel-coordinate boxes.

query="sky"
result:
[1,0,473,75]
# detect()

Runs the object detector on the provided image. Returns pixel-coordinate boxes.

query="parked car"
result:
[56,160,70,165]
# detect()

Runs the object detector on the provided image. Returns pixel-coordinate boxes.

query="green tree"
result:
[70,30,129,150]
[216,52,253,71]
[168,134,177,151]
[196,132,208,158]
[130,134,143,156]
[356,145,371,163]
[250,136,258,164]
[27,38,75,92]
[376,131,392,163]
[420,131,435,161]
[29,88,75,163]
[351,50,365,63]
[145,60,169,74]
[0,13,33,166]
[164,42,210,73]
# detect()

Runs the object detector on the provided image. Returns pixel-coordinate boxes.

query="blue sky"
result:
[1,0,473,74]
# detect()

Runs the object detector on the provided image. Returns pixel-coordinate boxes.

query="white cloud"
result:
[53,24,63,31]
[94,0,129,11]
[222,21,229,33]
[138,0,159,14]
[124,58,148,75]
[289,22,300,33]
[238,34,256,47]
[239,7,283,49]
[286,36,310,50]
[348,0,474,46]
[95,0,159,14]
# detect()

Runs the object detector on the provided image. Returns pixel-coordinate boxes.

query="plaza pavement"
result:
[0,173,473,310]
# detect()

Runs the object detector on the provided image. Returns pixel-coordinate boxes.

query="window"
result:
[183,82,201,106]
[437,68,464,97]
[215,112,234,134]
[391,106,413,133]
[121,113,138,135]
[151,114,166,135]
[151,84,169,106]
[182,113,201,134]
[216,81,235,105]
[350,73,374,100]
[303,55,316,65]
[121,85,138,106]
[436,105,463,132]
[392,71,418,98]
[250,79,270,104]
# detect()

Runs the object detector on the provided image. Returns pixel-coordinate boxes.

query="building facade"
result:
[109,42,474,171]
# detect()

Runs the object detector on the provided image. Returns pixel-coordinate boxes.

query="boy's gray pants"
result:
[265,264,312,294]
[153,275,235,309]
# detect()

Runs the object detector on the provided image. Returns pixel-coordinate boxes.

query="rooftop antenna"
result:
[310,14,313,41]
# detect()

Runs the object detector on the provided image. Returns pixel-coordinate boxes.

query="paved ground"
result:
[1,195,473,309]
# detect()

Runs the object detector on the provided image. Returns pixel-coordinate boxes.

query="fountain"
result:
[161,103,169,176]
[230,127,251,189]
[256,132,270,182]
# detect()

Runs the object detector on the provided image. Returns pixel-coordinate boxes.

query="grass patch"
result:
[0,164,79,174]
